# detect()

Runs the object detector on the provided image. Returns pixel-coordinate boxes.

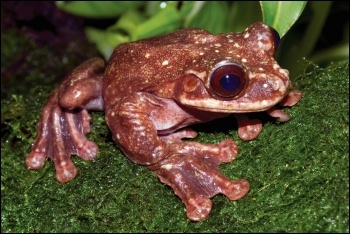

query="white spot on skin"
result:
[273,80,280,90]
[263,83,268,88]
[279,68,289,77]
[199,52,204,55]
[145,53,150,58]
[116,134,120,140]
[261,100,268,106]
[162,60,169,66]
[257,33,267,41]
[244,33,250,38]
[111,111,115,117]
[228,39,234,43]
[215,50,219,53]
[234,43,240,48]
[258,67,264,71]
[273,63,280,70]
[161,164,173,170]
[241,58,247,63]
[214,43,221,47]
[258,41,264,49]
[152,146,164,158]
[249,72,256,79]
[134,125,146,131]
[73,90,81,98]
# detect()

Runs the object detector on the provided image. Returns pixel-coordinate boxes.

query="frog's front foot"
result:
[148,139,250,221]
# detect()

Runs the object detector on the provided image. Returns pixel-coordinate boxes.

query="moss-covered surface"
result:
[1,34,349,232]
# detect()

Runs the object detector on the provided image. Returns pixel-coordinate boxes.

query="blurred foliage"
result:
[56,1,348,78]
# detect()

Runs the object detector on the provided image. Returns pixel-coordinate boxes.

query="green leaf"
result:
[260,1,307,37]
[136,5,182,39]
[85,27,127,59]
[55,1,144,18]
[185,1,231,34]
[107,10,146,41]
[227,1,262,33]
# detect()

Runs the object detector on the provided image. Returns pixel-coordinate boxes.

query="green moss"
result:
[1,50,348,233]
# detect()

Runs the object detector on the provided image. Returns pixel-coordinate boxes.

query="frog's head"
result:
[174,22,290,113]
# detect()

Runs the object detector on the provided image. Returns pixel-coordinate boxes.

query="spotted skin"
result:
[26,22,302,221]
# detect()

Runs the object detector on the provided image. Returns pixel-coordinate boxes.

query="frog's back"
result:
[102,28,215,105]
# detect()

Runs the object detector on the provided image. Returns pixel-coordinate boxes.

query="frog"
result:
[25,22,302,221]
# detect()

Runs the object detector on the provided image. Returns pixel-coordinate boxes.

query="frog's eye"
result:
[209,62,247,98]
[269,26,280,51]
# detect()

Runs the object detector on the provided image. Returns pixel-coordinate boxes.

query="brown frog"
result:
[26,22,302,221]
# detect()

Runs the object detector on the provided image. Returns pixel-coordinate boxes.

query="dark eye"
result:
[209,62,247,98]
[269,26,280,51]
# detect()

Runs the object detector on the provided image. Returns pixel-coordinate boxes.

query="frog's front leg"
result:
[148,139,250,221]
[105,93,173,165]
[26,58,105,183]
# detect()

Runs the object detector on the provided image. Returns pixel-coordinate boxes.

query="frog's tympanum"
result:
[26,22,301,221]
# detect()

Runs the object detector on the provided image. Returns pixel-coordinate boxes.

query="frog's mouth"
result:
[176,95,287,113]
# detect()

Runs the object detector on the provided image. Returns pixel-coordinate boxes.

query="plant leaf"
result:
[185,1,231,34]
[227,1,262,33]
[260,1,307,37]
[55,1,144,18]
[137,5,182,39]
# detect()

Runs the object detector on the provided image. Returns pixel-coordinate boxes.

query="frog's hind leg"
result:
[26,58,105,183]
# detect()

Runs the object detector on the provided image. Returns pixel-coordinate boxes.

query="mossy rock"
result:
[1,51,348,233]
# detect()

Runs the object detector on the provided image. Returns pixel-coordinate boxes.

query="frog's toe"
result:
[235,114,263,141]
[223,179,250,200]
[267,108,291,122]
[185,196,212,221]
[77,141,99,160]
[26,151,46,169]
[218,139,239,163]
[54,159,78,183]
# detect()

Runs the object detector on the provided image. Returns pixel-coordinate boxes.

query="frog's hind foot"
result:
[26,94,99,183]
[26,58,105,183]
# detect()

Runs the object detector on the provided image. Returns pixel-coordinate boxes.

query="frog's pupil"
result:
[220,74,240,91]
